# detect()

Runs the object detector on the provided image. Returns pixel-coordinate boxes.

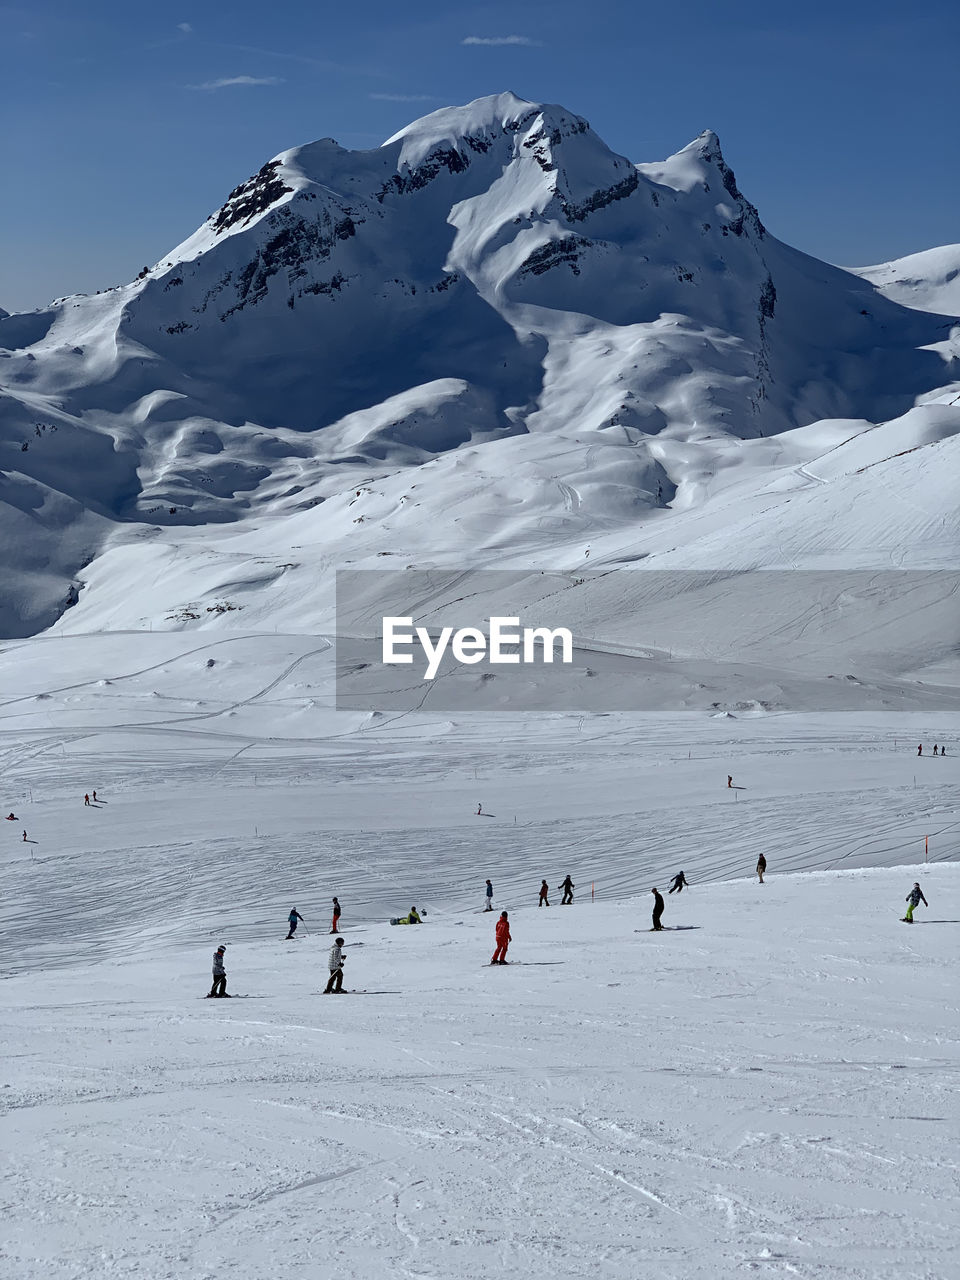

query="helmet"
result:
[335,936,344,944]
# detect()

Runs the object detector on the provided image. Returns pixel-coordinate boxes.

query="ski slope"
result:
[1,652,959,1278]
[1,762,957,1279]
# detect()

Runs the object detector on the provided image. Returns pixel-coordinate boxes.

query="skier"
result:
[668,871,688,894]
[477,802,482,816]
[942,746,948,757]
[92,790,98,802]
[84,794,90,806]
[491,911,511,964]
[208,945,229,998]
[22,830,27,842]
[902,882,928,923]
[559,875,575,905]
[324,937,345,992]
[727,775,733,788]
[651,887,665,931]
[538,879,550,907]
[756,853,767,884]
[484,879,494,911]
[330,897,341,933]
[933,744,939,756]
[917,744,922,756]
[285,908,304,940]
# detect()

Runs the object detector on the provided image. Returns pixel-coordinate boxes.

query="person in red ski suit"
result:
[491,911,511,964]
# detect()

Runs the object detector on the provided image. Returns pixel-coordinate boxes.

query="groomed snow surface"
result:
[1,674,958,1280]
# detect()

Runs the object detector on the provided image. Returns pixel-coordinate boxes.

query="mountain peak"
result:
[382,92,592,170]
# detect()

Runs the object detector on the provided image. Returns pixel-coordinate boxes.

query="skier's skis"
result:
[201,993,265,999]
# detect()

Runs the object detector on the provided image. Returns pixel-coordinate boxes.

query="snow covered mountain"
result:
[852,243,960,315]
[1,91,959,639]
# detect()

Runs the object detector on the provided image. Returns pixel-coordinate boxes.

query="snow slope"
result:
[853,244,960,317]
[1,695,958,1279]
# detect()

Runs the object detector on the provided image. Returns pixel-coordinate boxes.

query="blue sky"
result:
[2,0,958,312]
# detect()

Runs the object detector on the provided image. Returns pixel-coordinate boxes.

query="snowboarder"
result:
[84,794,90,806]
[727,775,733,788]
[902,882,928,923]
[651,887,665,931]
[756,853,767,884]
[933,744,939,756]
[491,911,511,964]
[395,907,421,925]
[330,897,341,933]
[208,945,229,998]
[22,830,27,842]
[668,871,688,894]
[917,743,922,756]
[559,875,575,905]
[477,802,482,816]
[285,908,304,939]
[324,937,345,992]
[538,879,550,907]
[92,790,98,802]
[6,813,17,821]
[484,879,494,911]
[942,746,948,756]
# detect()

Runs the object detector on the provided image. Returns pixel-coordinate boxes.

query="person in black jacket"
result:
[756,854,766,884]
[902,882,928,923]
[651,888,665,931]
[668,871,688,894]
[558,875,575,905]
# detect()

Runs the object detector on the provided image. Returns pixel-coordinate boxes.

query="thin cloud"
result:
[461,35,541,47]
[369,93,437,103]
[177,22,192,34]
[190,75,285,90]
[210,41,345,71]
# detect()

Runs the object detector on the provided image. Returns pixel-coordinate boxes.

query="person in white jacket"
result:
[324,937,345,993]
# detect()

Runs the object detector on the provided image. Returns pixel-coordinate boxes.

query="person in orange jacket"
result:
[491,910,511,964]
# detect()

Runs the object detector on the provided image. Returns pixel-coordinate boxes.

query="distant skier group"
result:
[201,751,940,996]
[285,897,342,939]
